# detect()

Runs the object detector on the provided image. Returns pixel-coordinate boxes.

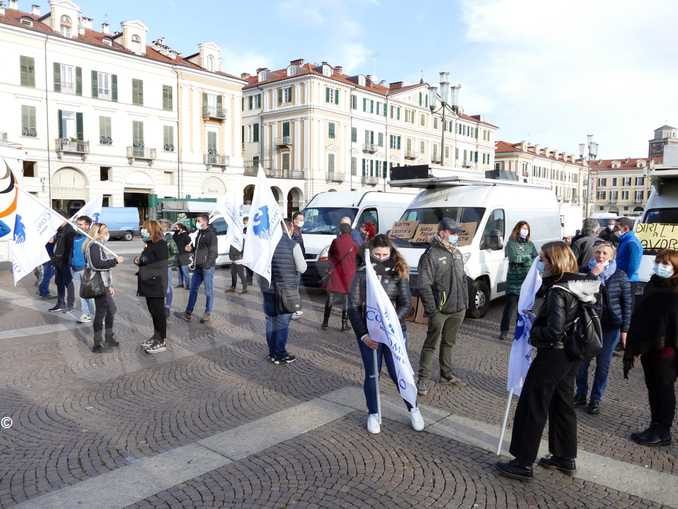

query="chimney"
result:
[8,0,17,10]
[121,20,148,56]
[290,58,304,66]
[389,81,403,90]
[31,3,39,15]
[334,65,343,74]
[80,16,92,29]
[101,22,109,34]
[240,72,250,79]
[366,74,373,84]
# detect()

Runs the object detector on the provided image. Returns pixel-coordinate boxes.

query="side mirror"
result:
[483,232,503,251]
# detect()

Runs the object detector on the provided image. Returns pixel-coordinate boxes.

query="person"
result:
[340,216,363,246]
[575,242,632,415]
[322,222,359,330]
[71,215,96,323]
[173,223,191,289]
[260,221,307,364]
[615,217,643,282]
[182,214,218,323]
[598,219,619,247]
[135,220,169,354]
[49,220,76,313]
[226,238,248,294]
[85,223,123,353]
[571,218,601,270]
[624,249,678,447]
[496,241,600,481]
[416,218,468,396]
[500,221,538,340]
[159,219,178,317]
[348,234,425,434]
[360,222,377,243]
[290,211,305,320]
[38,241,56,299]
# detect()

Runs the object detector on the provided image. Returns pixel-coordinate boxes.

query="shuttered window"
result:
[132,79,144,106]
[21,105,37,137]
[162,85,173,111]
[99,116,112,145]
[20,56,35,87]
[163,125,174,151]
[133,120,144,147]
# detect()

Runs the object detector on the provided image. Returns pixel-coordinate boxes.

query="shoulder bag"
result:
[80,245,107,299]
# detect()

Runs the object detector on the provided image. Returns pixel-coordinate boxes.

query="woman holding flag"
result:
[348,234,425,435]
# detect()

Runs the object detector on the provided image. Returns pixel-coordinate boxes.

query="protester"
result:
[135,220,169,354]
[416,218,468,395]
[85,223,123,353]
[182,214,217,323]
[290,211,305,320]
[38,241,56,299]
[70,215,95,323]
[571,218,601,270]
[624,249,678,447]
[496,241,600,481]
[49,219,76,313]
[360,222,377,244]
[226,237,248,294]
[322,222,359,331]
[172,223,191,289]
[260,221,307,364]
[575,242,632,414]
[500,221,538,340]
[340,216,363,246]
[598,219,619,247]
[159,220,178,317]
[615,217,643,282]
[348,234,425,434]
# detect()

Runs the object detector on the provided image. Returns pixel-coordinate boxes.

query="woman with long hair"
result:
[348,234,425,435]
[84,223,124,353]
[625,249,678,446]
[500,221,538,340]
[497,241,599,481]
[135,220,169,354]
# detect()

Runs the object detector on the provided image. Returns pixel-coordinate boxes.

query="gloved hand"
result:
[623,357,634,379]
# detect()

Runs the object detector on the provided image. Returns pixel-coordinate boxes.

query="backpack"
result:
[71,235,87,271]
[553,285,603,361]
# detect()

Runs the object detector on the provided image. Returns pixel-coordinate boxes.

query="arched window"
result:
[131,34,141,43]
[206,54,215,72]
[60,15,72,37]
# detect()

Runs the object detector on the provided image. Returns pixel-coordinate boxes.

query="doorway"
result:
[124,192,150,223]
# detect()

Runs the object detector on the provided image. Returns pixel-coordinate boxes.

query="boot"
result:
[92,332,106,353]
[341,311,350,331]
[105,329,119,348]
[321,302,331,330]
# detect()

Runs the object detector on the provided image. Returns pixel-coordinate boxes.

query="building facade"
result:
[648,124,678,163]
[589,158,652,216]
[241,59,497,217]
[0,0,244,217]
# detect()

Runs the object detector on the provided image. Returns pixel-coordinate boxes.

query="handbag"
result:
[277,285,301,314]
[80,245,107,299]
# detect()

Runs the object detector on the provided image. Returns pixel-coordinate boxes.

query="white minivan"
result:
[300,190,413,286]
[390,175,562,317]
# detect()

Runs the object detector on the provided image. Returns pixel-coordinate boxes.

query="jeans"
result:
[55,266,74,309]
[93,292,116,341]
[38,261,54,297]
[177,265,190,288]
[165,267,173,311]
[500,294,519,334]
[575,328,620,403]
[72,269,95,316]
[186,267,215,314]
[418,309,465,381]
[356,333,413,414]
[262,291,292,358]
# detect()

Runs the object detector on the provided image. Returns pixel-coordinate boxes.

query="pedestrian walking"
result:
[348,234,425,434]
[615,217,643,282]
[571,218,602,270]
[159,220,178,317]
[38,241,56,299]
[290,211,305,320]
[226,241,248,293]
[182,214,217,323]
[71,215,96,323]
[49,220,76,313]
[173,223,191,289]
[499,221,538,340]
[135,220,169,354]
[496,241,600,481]
[322,222,358,330]
[575,241,632,415]
[624,249,678,447]
[416,218,469,396]
[85,223,123,353]
[340,216,364,247]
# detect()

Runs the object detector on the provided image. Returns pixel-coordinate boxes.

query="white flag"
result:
[211,194,244,252]
[241,166,283,284]
[365,251,417,408]
[9,188,63,284]
[506,258,542,395]
[70,194,103,223]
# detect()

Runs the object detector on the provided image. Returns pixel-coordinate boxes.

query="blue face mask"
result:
[535,259,545,274]
[448,234,459,245]
[654,263,674,279]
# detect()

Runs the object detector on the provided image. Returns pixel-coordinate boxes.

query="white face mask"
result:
[519,228,529,239]
[654,263,674,279]
[448,234,459,245]
[607,224,615,231]
[296,221,304,228]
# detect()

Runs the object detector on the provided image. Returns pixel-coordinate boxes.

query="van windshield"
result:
[391,207,486,247]
[644,208,678,224]
[302,207,358,235]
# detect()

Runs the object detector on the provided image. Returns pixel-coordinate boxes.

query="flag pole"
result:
[496,389,513,456]
[372,348,382,425]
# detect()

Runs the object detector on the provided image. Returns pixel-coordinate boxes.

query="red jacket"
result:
[325,233,358,294]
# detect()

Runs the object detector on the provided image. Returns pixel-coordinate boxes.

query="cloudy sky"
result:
[77,0,677,158]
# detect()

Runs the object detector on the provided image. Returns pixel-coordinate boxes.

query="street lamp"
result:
[579,134,599,217]
[429,72,461,167]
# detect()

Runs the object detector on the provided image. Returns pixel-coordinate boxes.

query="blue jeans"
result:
[262,291,292,358]
[576,328,621,403]
[165,267,173,311]
[185,266,215,314]
[178,265,190,288]
[72,269,95,316]
[356,332,413,414]
[38,261,54,297]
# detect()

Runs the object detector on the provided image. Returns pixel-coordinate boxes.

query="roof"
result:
[656,124,676,130]
[589,158,653,172]
[0,7,244,82]
[494,140,585,166]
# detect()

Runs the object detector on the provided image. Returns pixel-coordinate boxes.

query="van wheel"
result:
[123,231,133,241]
[468,279,490,319]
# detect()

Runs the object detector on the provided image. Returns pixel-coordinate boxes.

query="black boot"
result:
[341,311,350,331]
[321,302,331,330]
[105,329,119,348]
[92,332,106,353]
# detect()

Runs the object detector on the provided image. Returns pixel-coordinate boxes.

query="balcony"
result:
[275,136,292,147]
[327,171,345,183]
[244,162,258,176]
[22,127,37,138]
[56,138,89,160]
[267,167,305,179]
[202,106,226,120]
[431,157,442,165]
[127,145,157,165]
[363,143,377,154]
[204,153,229,168]
[405,149,417,160]
[362,175,379,186]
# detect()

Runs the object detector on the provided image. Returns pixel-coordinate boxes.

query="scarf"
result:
[587,258,617,285]
[433,234,457,254]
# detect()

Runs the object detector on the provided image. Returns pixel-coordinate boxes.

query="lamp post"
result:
[429,72,461,167]
[579,134,598,217]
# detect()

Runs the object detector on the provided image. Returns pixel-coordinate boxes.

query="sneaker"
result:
[181,312,192,322]
[574,394,587,407]
[290,310,303,320]
[538,455,576,476]
[141,336,158,349]
[410,407,425,432]
[48,304,65,312]
[62,307,74,314]
[270,356,282,365]
[587,401,601,415]
[200,313,211,323]
[440,374,467,387]
[78,314,92,324]
[145,341,167,354]
[225,287,236,293]
[417,378,434,396]
[278,354,296,364]
[105,338,120,348]
[366,413,381,434]
[496,459,533,481]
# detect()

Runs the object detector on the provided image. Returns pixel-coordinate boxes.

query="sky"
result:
[71,0,678,159]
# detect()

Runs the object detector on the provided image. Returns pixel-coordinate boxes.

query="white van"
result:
[300,190,413,286]
[390,175,561,317]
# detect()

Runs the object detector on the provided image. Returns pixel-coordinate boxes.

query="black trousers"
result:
[641,350,677,433]
[55,266,74,308]
[510,348,579,465]
[146,296,167,340]
[93,292,117,339]
[230,263,247,290]
[500,294,519,333]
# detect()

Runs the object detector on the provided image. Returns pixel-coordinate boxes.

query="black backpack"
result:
[553,286,603,361]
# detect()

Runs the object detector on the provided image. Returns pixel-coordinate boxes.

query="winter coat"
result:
[88,242,118,288]
[164,232,178,268]
[192,226,218,269]
[417,236,468,315]
[505,238,538,295]
[598,227,619,247]
[173,231,191,266]
[137,239,169,298]
[616,231,643,282]
[291,227,305,255]
[530,273,600,349]
[626,275,678,357]
[260,235,305,315]
[52,223,76,269]
[326,233,359,294]
[572,234,602,269]
[348,259,412,338]
[584,266,632,332]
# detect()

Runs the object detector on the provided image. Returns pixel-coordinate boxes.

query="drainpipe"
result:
[174,67,181,199]
[44,35,52,205]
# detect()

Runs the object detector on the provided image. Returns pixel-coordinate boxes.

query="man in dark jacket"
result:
[416,218,469,395]
[226,235,247,294]
[182,214,218,323]
[49,220,76,312]
[172,223,191,289]
[572,218,601,270]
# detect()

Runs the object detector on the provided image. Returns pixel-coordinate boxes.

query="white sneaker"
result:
[290,310,303,320]
[78,314,92,323]
[410,407,425,432]
[366,413,381,434]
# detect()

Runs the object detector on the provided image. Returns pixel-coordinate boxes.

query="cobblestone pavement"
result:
[0,252,676,508]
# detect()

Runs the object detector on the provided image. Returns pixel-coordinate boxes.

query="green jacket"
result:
[164,232,179,268]
[505,238,537,295]
[417,237,468,315]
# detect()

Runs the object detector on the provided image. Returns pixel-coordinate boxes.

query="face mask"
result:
[519,229,529,239]
[615,229,625,238]
[141,228,150,241]
[296,221,304,228]
[654,263,674,279]
[607,224,615,231]
[535,259,545,274]
[448,234,459,245]
[588,258,610,270]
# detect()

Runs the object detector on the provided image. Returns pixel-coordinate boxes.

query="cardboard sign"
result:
[389,221,419,240]
[412,223,438,243]
[635,223,678,250]
[458,222,478,247]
